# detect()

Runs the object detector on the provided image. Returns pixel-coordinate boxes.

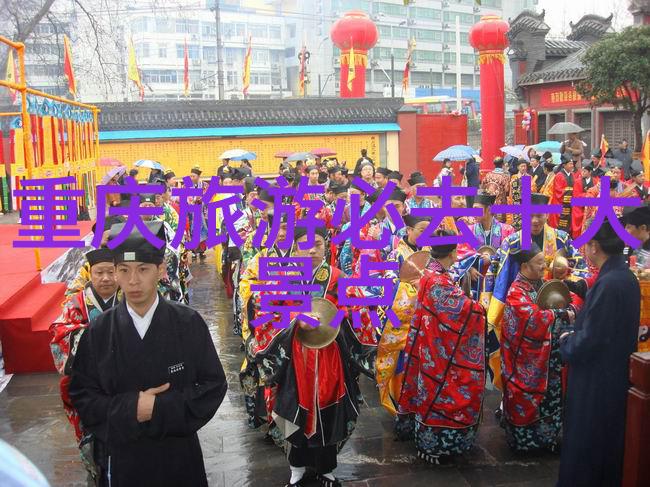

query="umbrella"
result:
[547,122,585,135]
[433,146,475,162]
[219,149,248,160]
[99,157,123,167]
[311,148,337,157]
[230,151,257,161]
[275,150,292,158]
[134,159,164,170]
[533,140,562,152]
[448,144,479,156]
[101,165,127,185]
[501,145,526,159]
[285,152,314,162]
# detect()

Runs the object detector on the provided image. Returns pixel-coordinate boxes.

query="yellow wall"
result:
[99,133,384,178]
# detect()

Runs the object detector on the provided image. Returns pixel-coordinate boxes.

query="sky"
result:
[535,0,634,37]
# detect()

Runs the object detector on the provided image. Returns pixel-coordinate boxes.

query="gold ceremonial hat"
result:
[399,250,431,282]
[294,298,339,349]
[536,279,570,310]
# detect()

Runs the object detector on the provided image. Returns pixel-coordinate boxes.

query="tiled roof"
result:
[518,48,587,86]
[544,39,588,57]
[568,13,613,41]
[507,9,550,40]
[97,97,404,131]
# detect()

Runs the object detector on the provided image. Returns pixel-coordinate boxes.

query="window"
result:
[392,26,408,39]
[158,45,167,58]
[202,24,216,36]
[444,52,456,64]
[288,24,296,39]
[444,12,475,25]
[224,22,245,37]
[414,29,441,42]
[414,51,442,63]
[411,71,441,85]
[30,44,62,56]
[413,7,440,20]
[131,17,147,33]
[251,73,271,85]
[225,47,244,64]
[270,50,282,63]
[461,53,475,65]
[155,18,172,33]
[203,46,216,62]
[176,44,199,59]
[344,0,370,12]
[135,43,150,58]
[269,25,282,39]
[482,0,502,6]
[373,2,406,16]
[176,19,198,34]
[443,73,457,86]
[378,25,392,38]
[249,24,268,38]
[393,48,408,61]
[142,70,178,84]
[252,49,269,64]
[443,31,469,44]
[461,74,473,86]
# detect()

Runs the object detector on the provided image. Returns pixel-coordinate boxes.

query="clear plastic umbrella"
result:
[219,149,248,159]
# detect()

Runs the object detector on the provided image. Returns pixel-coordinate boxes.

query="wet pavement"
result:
[0,252,559,486]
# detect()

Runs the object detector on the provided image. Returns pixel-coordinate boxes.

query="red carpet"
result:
[0,222,93,373]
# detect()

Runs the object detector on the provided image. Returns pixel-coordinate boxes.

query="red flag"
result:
[183,38,189,97]
[63,35,76,98]
[402,40,414,93]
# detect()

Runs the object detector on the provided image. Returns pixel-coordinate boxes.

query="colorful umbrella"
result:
[98,157,123,167]
[101,166,127,185]
[433,146,475,162]
[229,151,257,161]
[134,159,164,170]
[447,144,479,156]
[500,145,526,159]
[533,140,562,152]
[311,148,337,157]
[219,149,249,160]
[275,150,292,158]
[285,152,314,162]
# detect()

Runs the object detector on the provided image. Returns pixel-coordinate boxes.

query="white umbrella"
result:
[134,159,164,170]
[219,149,248,160]
[547,122,585,135]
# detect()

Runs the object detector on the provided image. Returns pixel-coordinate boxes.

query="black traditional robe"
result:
[69,296,227,487]
[558,255,640,487]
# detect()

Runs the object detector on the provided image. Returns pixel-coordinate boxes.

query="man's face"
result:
[336,172,347,184]
[374,173,387,187]
[348,188,365,206]
[90,262,118,299]
[387,200,404,216]
[518,162,528,174]
[407,221,429,245]
[581,168,591,179]
[531,158,539,168]
[564,161,575,173]
[523,252,546,280]
[294,234,326,268]
[189,173,199,184]
[625,223,649,242]
[612,167,622,181]
[276,222,288,244]
[620,141,628,151]
[325,190,335,203]
[452,195,465,209]
[569,133,577,141]
[474,203,491,224]
[308,169,319,184]
[222,159,230,166]
[634,173,645,185]
[116,262,162,307]
[412,183,425,196]
[531,213,547,235]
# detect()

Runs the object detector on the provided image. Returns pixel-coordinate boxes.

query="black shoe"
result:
[316,473,342,487]
[285,482,303,487]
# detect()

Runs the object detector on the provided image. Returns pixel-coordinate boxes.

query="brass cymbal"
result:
[294,297,340,349]
[536,279,570,310]
[399,250,431,282]
[477,245,497,256]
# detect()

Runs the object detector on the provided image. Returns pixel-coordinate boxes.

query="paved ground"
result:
[0,252,560,486]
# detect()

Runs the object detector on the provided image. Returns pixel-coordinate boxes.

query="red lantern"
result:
[330,11,379,98]
[469,15,510,174]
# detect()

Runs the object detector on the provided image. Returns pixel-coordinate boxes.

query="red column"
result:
[622,352,650,487]
[339,50,367,98]
[477,50,506,172]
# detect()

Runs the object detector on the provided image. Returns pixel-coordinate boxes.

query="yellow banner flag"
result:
[347,44,356,92]
[642,130,650,183]
[5,49,17,102]
[127,39,144,100]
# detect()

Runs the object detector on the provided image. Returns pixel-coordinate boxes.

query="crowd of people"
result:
[47,142,649,487]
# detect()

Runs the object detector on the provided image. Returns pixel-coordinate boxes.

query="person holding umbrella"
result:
[559,132,585,165]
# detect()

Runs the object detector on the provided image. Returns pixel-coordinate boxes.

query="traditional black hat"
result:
[294,224,328,242]
[110,221,166,265]
[387,186,407,203]
[582,160,595,171]
[560,154,571,165]
[366,188,381,204]
[330,184,349,195]
[591,220,625,253]
[306,164,318,173]
[510,242,542,265]
[407,171,426,186]
[630,167,644,178]
[387,171,403,182]
[606,158,623,170]
[376,167,391,177]
[85,248,114,267]
[621,204,650,227]
[493,156,504,166]
[430,229,457,258]
[530,154,541,161]
[327,166,342,175]
[475,192,496,206]
[163,169,176,180]
[542,151,553,160]
[258,186,276,203]
[531,193,550,205]
[243,176,256,194]
[403,214,431,227]
[190,165,202,176]
[341,167,349,176]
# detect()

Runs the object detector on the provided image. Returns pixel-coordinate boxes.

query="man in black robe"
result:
[557,221,641,487]
[69,221,227,487]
